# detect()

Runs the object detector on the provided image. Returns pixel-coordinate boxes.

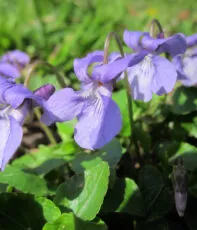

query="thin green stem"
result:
[34,108,57,145]
[123,72,140,157]
[149,19,169,60]
[24,60,66,88]
[103,32,139,157]
[24,60,65,145]
[103,32,124,63]
[150,18,164,38]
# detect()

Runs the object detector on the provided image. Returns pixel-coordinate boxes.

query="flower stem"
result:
[150,18,164,38]
[24,60,66,88]
[34,108,57,145]
[150,19,169,59]
[24,60,65,145]
[103,32,139,157]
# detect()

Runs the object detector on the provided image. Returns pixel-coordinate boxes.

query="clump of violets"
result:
[0,50,55,170]
[40,28,189,149]
[122,30,187,101]
[1,22,196,169]
[172,34,197,86]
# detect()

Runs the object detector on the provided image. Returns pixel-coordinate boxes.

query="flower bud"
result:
[172,158,187,217]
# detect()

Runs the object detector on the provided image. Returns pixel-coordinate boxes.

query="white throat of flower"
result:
[0,104,12,118]
[80,82,100,99]
[79,81,111,118]
[128,54,155,83]
[140,54,155,76]
[0,103,27,125]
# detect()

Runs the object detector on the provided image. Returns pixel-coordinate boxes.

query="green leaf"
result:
[181,117,197,139]
[12,144,68,175]
[172,86,197,114]
[101,177,145,216]
[0,193,61,229]
[0,166,48,196]
[71,139,121,188]
[13,144,62,167]
[56,120,76,141]
[35,197,61,223]
[100,138,122,166]
[169,142,197,171]
[43,213,107,230]
[54,161,110,220]
[138,165,172,220]
[71,139,122,173]
[113,90,130,136]
[55,141,79,160]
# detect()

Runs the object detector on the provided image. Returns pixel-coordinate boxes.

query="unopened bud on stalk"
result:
[172,158,187,217]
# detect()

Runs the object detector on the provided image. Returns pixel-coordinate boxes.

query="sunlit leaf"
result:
[54,161,110,220]
[0,166,48,196]
[43,213,107,230]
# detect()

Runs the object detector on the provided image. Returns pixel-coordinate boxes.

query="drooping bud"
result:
[34,84,55,100]
[172,158,187,217]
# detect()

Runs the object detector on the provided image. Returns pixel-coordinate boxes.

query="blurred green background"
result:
[0,0,196,79]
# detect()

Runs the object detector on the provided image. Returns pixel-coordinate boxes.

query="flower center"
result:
[131,54,154,78]
[80,82,102,100]
[0,104,11,118]
[141,55,153,69]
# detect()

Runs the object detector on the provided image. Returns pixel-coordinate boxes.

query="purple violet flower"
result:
[0,63,20,79]
[172,34,197,86]
[186,33,197,48]
[41,50,146,149]
[0,50,30,79]
[123,31,187,101]
[1,50,30,70]
[0,77,55,170]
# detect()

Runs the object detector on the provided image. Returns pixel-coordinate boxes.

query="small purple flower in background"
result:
[0,50,30,70]
[41,50,146,149]
[0,63,20,79]
[172,34,197,86]
[123,31,187,102]
[0,50,30,79]
[0,77,55,170]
